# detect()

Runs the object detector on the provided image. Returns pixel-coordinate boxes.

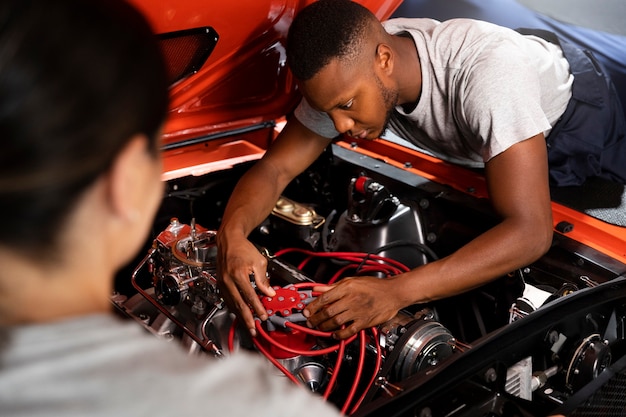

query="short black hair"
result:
[0,0,168,256]
[286,0,376,81]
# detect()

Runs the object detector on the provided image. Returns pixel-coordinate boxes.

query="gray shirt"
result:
[0,314,342,417]
[294,18,573,168]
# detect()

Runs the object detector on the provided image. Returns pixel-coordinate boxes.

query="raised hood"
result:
[128,0,402,179]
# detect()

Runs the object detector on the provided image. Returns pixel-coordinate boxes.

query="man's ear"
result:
[105,134,150,222]
[375,43,393,76]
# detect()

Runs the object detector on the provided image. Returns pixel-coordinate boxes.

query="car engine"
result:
[112,144,626,416]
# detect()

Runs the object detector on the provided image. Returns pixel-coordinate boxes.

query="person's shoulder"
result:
[440,18,505,30]
[152,350,343,416]
[384,17,515,45]
[437,18,518,40]
[383,17,440,34]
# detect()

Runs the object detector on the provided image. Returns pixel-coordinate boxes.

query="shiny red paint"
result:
[127,0,402,180]
[128,0,402,147]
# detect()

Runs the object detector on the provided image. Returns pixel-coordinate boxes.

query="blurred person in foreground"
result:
[216,0,626,340]
[0,1,342,416]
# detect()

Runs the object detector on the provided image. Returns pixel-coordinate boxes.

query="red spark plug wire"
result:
[225,249,403,414]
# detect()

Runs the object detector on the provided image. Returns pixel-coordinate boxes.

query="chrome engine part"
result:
[113,211,460,412]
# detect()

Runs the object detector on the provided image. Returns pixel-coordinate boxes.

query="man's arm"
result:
[303,133,554,339]
[216,117,332,335]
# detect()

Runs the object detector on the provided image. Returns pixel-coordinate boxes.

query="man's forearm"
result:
[392,215,552,307]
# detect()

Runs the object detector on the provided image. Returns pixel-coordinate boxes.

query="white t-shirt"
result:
[294,18,573,167]
[0,314,342,417]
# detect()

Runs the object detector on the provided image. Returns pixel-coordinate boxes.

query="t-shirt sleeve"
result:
[293,97,341,139]
[459,38,552,162]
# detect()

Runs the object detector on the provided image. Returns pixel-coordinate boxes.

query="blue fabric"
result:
[392,0,626,120]
[547,41,626,185]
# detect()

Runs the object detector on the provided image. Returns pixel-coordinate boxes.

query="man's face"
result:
[300,57,398,140]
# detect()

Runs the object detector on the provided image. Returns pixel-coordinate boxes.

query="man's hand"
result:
[214,118,333,336]
[303,276,401,339]
[216,234,276,336]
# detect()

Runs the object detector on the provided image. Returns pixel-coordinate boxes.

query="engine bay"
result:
[113,143,626,416]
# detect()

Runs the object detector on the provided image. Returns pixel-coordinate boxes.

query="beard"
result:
[374,73,399,137]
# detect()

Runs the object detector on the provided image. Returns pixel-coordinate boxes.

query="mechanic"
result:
[216,0,626,340]
[0,1,343,416]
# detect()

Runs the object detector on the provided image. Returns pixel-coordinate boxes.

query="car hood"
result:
[128,0,402,179]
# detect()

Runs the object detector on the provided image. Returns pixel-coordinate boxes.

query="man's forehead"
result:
[300,58,363,112]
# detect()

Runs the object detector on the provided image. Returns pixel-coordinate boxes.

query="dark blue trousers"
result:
[547,40,626,186]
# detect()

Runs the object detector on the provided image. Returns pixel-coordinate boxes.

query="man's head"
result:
[286,0,377,82]
[287,0,399,140]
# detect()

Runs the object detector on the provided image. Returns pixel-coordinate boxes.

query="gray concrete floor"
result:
[517,0,626,36]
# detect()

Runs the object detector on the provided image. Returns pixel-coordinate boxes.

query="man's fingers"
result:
[303,284,340,319]
[236,274,268,322]
[234,298,258,337]
[311,309,360,340]
[305,297,352,331]
[302,298,320,319]
[312,284,332,293]
[315,307,352,330]
[219,282,257,336]
[252,270,276,297]
[219,271,268,336]
[333,322,360,340]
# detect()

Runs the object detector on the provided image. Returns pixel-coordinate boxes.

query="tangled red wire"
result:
[274,247,411,283]
[228,248,409,414]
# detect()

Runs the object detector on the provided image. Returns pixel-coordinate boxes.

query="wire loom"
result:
[228,248,411,415]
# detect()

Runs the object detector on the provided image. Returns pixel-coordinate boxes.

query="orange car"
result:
[114,1,626,416]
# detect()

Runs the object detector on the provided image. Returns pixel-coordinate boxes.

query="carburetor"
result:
[150,218,220,315]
